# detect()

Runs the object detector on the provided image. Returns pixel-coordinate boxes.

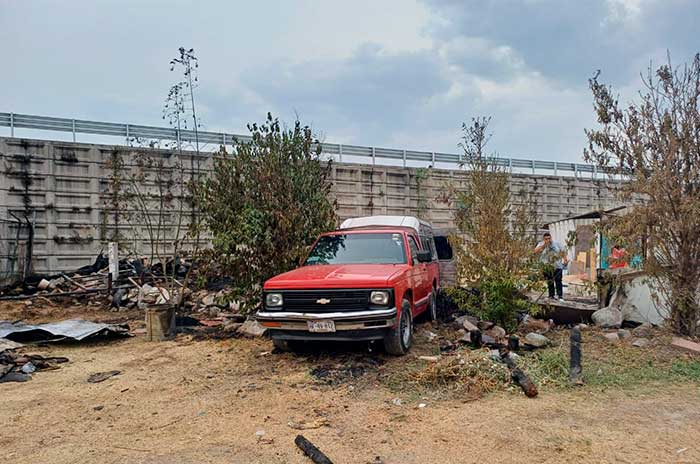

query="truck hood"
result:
[264,264,407,289]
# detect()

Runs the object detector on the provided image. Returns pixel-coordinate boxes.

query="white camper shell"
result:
[339,215,433,238]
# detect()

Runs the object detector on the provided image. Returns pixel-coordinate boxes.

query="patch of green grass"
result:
[519,341,700,390]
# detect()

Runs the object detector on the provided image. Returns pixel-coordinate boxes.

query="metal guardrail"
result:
[1,111,599,176]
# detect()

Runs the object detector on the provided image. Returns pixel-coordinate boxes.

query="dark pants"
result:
[544,268,563,298]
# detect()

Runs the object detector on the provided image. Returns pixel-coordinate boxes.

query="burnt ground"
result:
[1,300,700,464]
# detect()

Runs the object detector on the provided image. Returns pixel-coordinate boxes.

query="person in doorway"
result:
[534,232,569,301]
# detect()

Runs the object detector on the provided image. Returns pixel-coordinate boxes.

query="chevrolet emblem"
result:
[316,298,331,305]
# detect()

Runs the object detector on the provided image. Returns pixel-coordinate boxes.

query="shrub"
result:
[199,114,336,312]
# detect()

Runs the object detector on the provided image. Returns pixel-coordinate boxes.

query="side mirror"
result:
[416,250,432,263]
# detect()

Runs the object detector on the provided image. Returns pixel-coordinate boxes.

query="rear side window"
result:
[434,236,453,260]
[407,236,420,265]
[420,235,438,261]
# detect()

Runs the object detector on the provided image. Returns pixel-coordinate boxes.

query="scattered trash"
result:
[418,355,440,362]
[288,418,330,430]
[417,403,427,408]
[294,434,334,464]
[87,370,121,383]
[0,350,69,383]
[20,362,36,374]
[632,338,650,348]
[392,398,403,406]
[603,332,621,343]
[0,319,130,343]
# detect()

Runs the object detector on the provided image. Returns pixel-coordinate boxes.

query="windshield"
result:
[304,233,407,265]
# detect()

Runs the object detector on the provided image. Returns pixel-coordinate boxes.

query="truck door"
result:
[407,234,428,311]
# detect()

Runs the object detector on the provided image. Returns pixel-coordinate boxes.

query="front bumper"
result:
[256,307,397,332]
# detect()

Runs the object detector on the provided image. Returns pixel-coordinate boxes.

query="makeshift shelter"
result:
[541,206,667,325]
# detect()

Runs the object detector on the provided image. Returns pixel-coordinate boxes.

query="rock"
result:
[592,307,622,328]
[618,329,632,340]
[457,329,471,344]
[632,338,650,348]
[632,322,653,338]
[223,322,243,332]
[603,332,621,343]
[481,333,497,346]
[671,336,700,354]
[23,300,32,307]
[418,355,440,362]
[455,315,478,332]
[524,333,550,348]
[485,325,506,339]
[38,279,51,290]
[439,339,456,352]
[519,315,554,334]
[577,323,589,330]
[477,320,495,331]
[202,294,216,307]
[417,403,427,409]
[424,330,438,341]
[236,320,267,337]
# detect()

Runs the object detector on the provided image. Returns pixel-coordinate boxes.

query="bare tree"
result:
[584,53,700,336]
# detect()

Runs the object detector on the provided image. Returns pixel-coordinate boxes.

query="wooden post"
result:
[569,326,583,385]
[108,242,119,283]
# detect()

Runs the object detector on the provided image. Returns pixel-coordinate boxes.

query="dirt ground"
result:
[2,302,700,464]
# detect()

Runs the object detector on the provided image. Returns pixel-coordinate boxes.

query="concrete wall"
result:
[0,137,623,273]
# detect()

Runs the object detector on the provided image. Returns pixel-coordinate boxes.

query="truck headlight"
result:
[265,293,283,308]
[370,290,390,306]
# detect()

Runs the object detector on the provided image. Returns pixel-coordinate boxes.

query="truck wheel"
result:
[427,288,438,322]
[384,298,413,355]
[273,338,302,352]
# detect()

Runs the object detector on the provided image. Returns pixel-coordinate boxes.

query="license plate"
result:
[307,320,336,333]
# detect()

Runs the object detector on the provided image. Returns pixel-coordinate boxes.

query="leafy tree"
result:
[448,117,540,330]
[585,54,700,336]
[199,113,337,312]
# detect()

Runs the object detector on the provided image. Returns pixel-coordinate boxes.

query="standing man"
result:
[534,232,569,301]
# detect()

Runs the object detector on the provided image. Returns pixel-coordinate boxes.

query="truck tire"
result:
[427,287,438,322]
[384,298,413,355]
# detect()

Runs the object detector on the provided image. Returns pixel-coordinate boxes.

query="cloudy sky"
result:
[1,0,697,162]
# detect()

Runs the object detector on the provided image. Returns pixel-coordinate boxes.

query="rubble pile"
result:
[0,346,68,383]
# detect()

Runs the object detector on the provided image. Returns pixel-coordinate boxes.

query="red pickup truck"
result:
[256,216,441,355]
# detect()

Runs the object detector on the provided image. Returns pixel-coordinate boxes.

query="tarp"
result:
[0,319,130,343]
